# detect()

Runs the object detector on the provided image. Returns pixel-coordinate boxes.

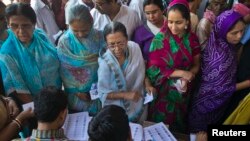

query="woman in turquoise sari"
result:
[0,3,61,104]
[57,5,104,114]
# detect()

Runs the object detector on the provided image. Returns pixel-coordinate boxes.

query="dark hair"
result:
[143,0,164,11]
[88,105,130,141]
[0,1,6,19]
[103,22,128,41]
[34,86,67,122]
[5,3,36,24]
[238,0,245,3]
[167,4,190,21]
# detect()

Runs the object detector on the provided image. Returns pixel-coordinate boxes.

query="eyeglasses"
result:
[9,23,34,31]
[107,40,126,50]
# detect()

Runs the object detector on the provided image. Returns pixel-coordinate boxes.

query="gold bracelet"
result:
[14,118,22,127]
[12,119,21,129]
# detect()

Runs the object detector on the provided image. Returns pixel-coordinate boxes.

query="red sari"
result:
[146,23,200,133]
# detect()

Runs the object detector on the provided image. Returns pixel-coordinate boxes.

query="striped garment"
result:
[25,128,68,141]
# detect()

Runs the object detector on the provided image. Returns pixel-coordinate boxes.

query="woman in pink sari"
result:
[146,0,200,133]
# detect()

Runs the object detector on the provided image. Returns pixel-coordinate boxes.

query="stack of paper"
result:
[63,112,91,141]
[130,122,177,141]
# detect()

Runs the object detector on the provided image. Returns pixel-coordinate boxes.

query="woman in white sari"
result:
[98,22,154,122]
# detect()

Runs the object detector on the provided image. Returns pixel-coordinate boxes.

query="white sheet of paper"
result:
[90,83,99,100]
[22,102,34,111]
[129,122,144,141]
[63,112,91,141]
[190,133,196,141]
[144,92,154,104]
[144,122,177,141]
[173,79,186,93]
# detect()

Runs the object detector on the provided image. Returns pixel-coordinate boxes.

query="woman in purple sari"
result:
[132,0,165,61]
[188,10,245,140]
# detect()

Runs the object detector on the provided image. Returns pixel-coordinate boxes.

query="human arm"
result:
[107,91,141,102]
[12,92,33,104]
[0,108,34,141]
[196,19,211,50]
[76,92,91,101]
[168,54,200,82]
[189,54,201,77]
[236,80,250,91]
[144,76,157,95]
[3,97,20,117]
[169,70,195,81]
[170,41,200,89]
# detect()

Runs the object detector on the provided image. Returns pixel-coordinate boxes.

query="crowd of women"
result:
[0,0,249,140]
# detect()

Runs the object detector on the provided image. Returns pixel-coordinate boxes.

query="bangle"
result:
[14,118,22,127]
[12,119,22,129]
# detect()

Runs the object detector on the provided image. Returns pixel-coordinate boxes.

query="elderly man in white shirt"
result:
[30,0,60,44]
[91,0,142,39]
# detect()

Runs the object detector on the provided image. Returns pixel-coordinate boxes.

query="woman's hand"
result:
[5,98,20,118]
[180,79,188,92]
[181,71,195,82]
[76,93,91,101]
[16,108,34,124]
[145,86,157,97]
[144,76,157,96]
[124,91,141,102]
[196,131,207,141]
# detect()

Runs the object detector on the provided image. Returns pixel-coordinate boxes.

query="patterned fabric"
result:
[146,20,200,133]
[98,41,146,122]
[0,29,61,96]
[57,29,104,114]
[25,128,68,141]
[188,10,242,133]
